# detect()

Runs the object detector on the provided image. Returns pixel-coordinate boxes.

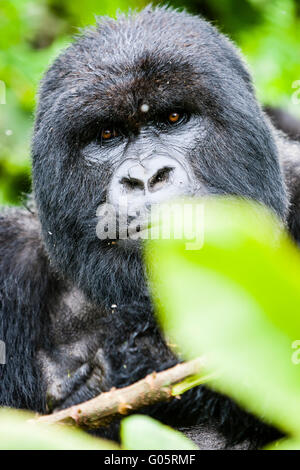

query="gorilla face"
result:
[32,7,288,307]
[85,111,201,242]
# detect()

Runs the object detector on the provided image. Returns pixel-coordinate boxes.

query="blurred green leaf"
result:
[267,438,300,450]
[238,0,300,116]
[121,415,197,450]
[172,372,218,396]
[146,198,300,437]
[0,408,119,450]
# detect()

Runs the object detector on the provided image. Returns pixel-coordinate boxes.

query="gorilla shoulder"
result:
[0,207,46,278]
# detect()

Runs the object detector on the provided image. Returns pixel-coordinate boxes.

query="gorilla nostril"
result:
[148,167,174,191]
[120,177,145,192]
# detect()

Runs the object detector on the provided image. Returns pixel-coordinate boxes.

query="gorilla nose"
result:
[108,156,190,207]
[120,166,174,193]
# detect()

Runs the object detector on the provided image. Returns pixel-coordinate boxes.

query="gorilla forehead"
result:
[64,54,200,125]
[37,7,251,128]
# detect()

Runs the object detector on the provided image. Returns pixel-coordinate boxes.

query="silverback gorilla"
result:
[1,6,300,449]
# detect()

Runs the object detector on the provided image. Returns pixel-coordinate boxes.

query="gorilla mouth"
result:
[96,198,205,246]
[111,215,153,242]
[126,218,153,240]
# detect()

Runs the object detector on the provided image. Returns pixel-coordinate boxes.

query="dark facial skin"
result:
[83,113,204,203]
[83,113,207,248]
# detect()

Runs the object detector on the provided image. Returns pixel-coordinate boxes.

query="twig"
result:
[34,357,206,429]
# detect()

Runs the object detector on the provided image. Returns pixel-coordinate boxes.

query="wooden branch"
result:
[34,357,206,429]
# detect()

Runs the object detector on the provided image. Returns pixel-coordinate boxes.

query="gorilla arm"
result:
[0,208,51,411]
[0,208,110,413]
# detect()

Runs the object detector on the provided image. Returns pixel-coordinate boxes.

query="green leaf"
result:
[172,372,218,396]
[266,437,300,450]
[146,198,300,436]
[0,409,118,450]
[121,415,197,450]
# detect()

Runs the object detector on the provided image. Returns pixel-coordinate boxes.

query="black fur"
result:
[1,6,300,449]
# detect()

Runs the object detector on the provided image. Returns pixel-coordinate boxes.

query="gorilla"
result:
[1,6,300,449]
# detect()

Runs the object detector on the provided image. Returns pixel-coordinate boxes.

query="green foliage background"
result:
[0,0,299,205]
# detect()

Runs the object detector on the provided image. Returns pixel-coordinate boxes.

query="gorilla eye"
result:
[102,129,113,140]
[168,112,180,124]
[101,128,119,140]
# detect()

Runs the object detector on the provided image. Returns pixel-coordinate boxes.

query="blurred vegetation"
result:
[0,407,197,450]
[147,198,300,449]
[0,0,299,205]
